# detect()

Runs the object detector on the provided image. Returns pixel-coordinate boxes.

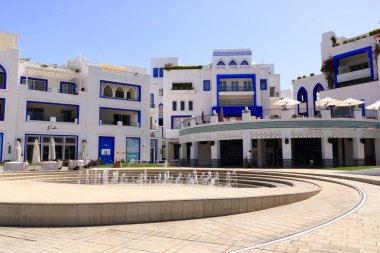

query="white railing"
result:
[337,68,371,83]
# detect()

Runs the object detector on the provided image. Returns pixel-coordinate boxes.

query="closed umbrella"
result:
[48,137,56,161]
[81,141,88,160]
[365,100,380,110]
[32,139,40,165]
[15,141,22,162]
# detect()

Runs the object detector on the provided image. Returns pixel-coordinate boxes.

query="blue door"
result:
[98,136,115,164]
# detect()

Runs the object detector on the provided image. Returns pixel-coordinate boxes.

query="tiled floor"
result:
[1,168,377,252]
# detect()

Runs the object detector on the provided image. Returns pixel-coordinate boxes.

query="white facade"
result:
[0,31,150,164]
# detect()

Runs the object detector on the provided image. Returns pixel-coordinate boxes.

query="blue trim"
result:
[313,83,324,115]
[99,107,141,128]
[211,106,263,118]
[99,80,141,102]
[26,101,80,124]
[216,74,257,107]
[98,136,115,164]
[126,137,141,162]
[153,68,159,78]
[241,60,248,65]
[0,98,5,121]
[59,81,76,94]
[203,80,211,91]
[159,68,163,78]
[260,79,267,90]
[297,87,309,117]
[24,134,79,161]
[0,64,7,89]
[20,76,48,91]
[333,46,374,88]
[171,115,192,129]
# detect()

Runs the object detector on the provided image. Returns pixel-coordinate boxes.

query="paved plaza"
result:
[0,168,379,253]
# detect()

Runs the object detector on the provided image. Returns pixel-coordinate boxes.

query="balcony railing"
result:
[100,120,139,127]
[337,68,371,83]
[219,85,252,92]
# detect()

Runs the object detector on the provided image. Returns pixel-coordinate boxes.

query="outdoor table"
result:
[3,162,29,172]
[41,161,62,171]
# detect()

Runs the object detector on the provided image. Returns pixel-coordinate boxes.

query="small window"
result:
[180,101,185,111]
[260,79,267,90]
[172,101,177,111]
[189,101,193,111]
[159,68,163,77]
[203,80,211,91]
[153,68,159,78]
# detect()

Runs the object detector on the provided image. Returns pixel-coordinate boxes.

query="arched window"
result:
[313,83,324,115]
[115,87,124,99]
[297,87,309,117]
[241,60,249,65]
[217,61,225,67]
[229,60,237,66]
[0,64,6,89]
[126,87,136,100]
[103,85,113,97]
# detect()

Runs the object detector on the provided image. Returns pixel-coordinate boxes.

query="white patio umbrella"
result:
[48,137,56,161]
[273,97,301,107]
[335,98,364,107]
[365,100,380,110]
[15,141,22,162]
[80,141,87,160]
[315,97,340,108]
[32,139,41,165]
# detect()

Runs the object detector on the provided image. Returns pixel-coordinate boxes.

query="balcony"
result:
[26,101,79,124]
[337,68,371,83]
[99,107,140,127]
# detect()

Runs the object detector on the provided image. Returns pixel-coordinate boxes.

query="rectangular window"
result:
[153,68,159,78]
[21,77,48,91]
[159,68,164,77]
[150,93,155,108]
[203,80,211,91]
[260,79,267,90]
[180,101,185,111]
[188,101,193,111]
[172,101,177,111]
[60,82,76,94]
[159,89,163,96]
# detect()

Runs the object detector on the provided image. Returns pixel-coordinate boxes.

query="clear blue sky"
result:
[2,0,379,89]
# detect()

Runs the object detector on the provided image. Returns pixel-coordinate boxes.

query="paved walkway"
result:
[0,170,368,253]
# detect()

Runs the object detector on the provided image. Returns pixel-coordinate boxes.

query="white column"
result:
[211,140,220,167]
[190,142,198,167]
[282,137,292,168]
[352,138,365,166]
[321,138,333,168]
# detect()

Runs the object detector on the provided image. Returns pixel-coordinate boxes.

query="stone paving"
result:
[0,169,370,253]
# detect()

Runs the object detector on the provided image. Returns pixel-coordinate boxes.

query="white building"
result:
[0,31,150,164]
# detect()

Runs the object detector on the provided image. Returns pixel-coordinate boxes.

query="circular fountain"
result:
[0,168,320,227]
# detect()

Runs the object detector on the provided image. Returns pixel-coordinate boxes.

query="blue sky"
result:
[2,0,379,89]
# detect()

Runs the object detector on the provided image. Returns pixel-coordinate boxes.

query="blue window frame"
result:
[260,79,267,90]
[180,101,185,111]
[172,101,177,111]
[20,76,48,91]
[60,82,76,94]
[203,80,211,91]
[159,68,163,77]
[0,64,7,89]
[188,101,193,111]
[153,68,159,78]
[0,98,5,121]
